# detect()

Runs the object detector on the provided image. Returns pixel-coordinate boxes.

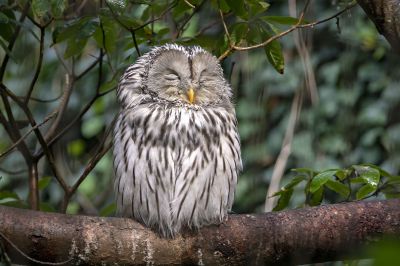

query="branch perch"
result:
[1,199,400,265]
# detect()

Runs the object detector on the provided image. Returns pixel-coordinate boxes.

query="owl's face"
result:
[144,45,231,106]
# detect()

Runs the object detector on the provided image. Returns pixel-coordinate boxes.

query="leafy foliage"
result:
[272,164,400,211]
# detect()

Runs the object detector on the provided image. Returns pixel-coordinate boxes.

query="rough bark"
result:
[0,199,400,265]
[357,0,400,52]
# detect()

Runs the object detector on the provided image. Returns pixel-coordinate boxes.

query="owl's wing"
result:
[170,107,242,229]
[113,107,178,236]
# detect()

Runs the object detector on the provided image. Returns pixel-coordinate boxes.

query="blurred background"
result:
[0,0,399,220]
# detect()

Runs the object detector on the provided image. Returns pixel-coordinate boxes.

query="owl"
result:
[113,44,242,237]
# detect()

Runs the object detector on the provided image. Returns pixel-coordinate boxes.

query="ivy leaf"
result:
[325,179,350,198]
[309,170,337,193]
[264,39,284,74]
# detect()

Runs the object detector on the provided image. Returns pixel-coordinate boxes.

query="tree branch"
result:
[218,2,356,60]
[356,0,400,53]
[1,199,399,265]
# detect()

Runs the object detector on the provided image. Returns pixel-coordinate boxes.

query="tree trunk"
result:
[1,199,400,265]
[357,0,400,52]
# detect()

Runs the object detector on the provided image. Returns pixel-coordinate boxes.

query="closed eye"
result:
[164,73,180,81]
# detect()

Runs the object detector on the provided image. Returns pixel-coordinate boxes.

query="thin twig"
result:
[289,0,319,105]
[0,111,57,159]
[0,1,30,80]
[184,0,195,8]
[61,116,115,212]
[264,91,303,212]
[21,93,62,103]
[76,57,101,80]
[24,27,45,105]
[0,87,32,162]
[28,161,39,210]
[44,74,75,142]
[0,231,72,265]
[1,84,69,192]
[175,0,205,38]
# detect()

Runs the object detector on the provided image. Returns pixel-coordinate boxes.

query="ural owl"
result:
[113,44,242,237]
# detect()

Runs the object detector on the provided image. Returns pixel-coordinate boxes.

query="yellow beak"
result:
[187,88,195,104]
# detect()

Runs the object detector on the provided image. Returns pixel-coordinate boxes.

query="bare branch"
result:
[61,118,115,212]
[357,0,400,53]
[44,74,75,142]
[264,91,302,212]
[24,27,45,104]
[0,1,30,80]
[28,162,39,210]
[1,200,400,264]
[0,111,57,159]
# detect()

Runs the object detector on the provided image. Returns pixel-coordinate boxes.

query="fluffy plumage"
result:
[113,44,242,237]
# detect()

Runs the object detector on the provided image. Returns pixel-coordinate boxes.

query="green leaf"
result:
[50,0,68,18]
[64,38,88,58]
[0,10,16,41]
[105,0,127,12]
[335,169,350,181]
[38,176,52,190]
[93,15,118,53]
[291,167,314,174]
[248,0,270,17]
[100,203,117,216]
[309,170,336,193]
[264,39,284,74]
[356,184,376,200]
[273,188,293,211]
[283,175,307,190]
[0,191,19,200]
[230,22,248,44]
[32,0,50,18]
[361,163,392,178]
[225,0,247,20]
[353,165,380,188]
[0,200,28,208]
[310,186,324,206]
[325,179,350,198]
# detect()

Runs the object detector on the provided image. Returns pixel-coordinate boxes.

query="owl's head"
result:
[117,44,232,108]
